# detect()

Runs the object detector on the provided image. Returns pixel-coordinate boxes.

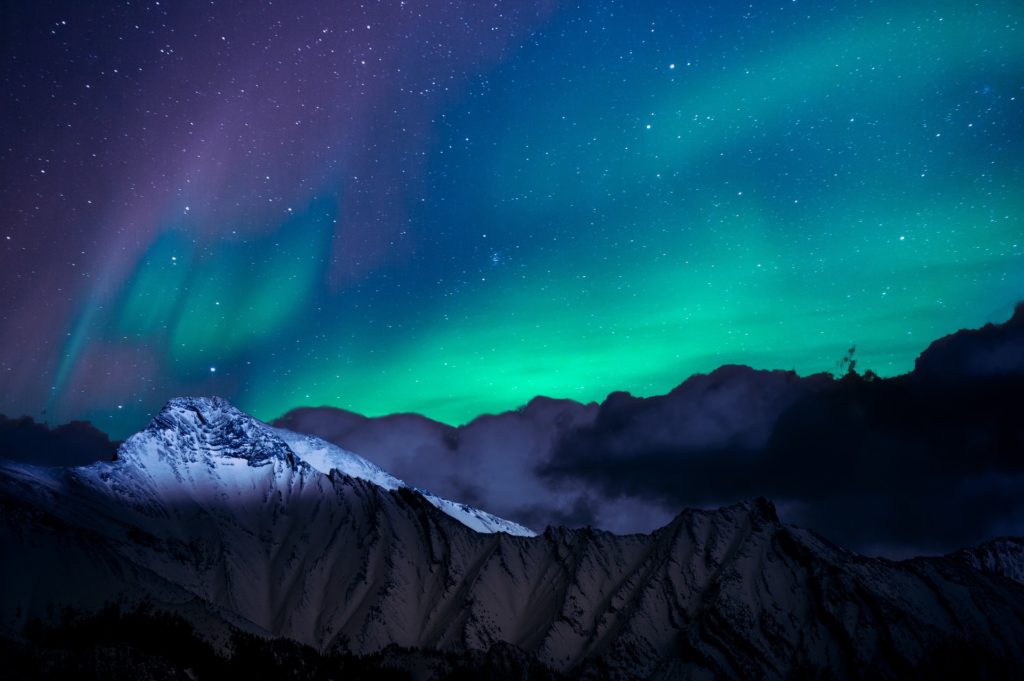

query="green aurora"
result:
[6,0,1021,436]
[242,1,1024,425]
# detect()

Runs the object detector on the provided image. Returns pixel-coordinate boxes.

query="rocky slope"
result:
[953,536,1024,584]
[2,397,1024,679]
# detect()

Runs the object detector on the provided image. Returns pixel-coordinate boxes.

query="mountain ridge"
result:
[3,305,1024,678]
[115,395,535,537]
[3,402,1024,678]
[271,306,1024,553]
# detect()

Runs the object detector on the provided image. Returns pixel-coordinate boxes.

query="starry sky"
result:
[1,0,1022,438]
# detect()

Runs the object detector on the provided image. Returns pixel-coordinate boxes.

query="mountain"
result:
[268,420,534,536]
[273,395,612,532]
[271,369,828,537]
[914,302,1024,378]
[3,396,1024,679]
[273,307,1024,556]
[954,537,1024,584]
[123,396,532,537]
[0,415,119,467]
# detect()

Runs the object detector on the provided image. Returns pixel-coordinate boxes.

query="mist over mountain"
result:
[277,304,1024,557]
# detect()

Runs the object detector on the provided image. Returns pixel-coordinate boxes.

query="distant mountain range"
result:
[274,304,1024,556]
[3,390,1024,678]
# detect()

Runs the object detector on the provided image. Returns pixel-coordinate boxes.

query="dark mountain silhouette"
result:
[0,415,118,467]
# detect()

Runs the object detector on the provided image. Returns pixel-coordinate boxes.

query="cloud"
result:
[0,416,119,467]
[541,307,1024,556]
[274,367,839,537]
[275,397,678,535]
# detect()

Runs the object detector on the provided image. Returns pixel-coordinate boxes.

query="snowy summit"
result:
[119,396,535,537]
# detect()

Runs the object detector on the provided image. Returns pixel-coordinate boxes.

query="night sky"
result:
[2,0,1022,438]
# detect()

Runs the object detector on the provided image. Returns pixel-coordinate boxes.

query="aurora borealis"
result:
[2,0,1022,437]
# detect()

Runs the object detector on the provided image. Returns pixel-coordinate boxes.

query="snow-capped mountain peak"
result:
[118,396,535,537]
[119,396,294,467]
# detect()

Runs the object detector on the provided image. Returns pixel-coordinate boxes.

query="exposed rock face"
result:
[2,397,1024,680]
[953,536,1024,584]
